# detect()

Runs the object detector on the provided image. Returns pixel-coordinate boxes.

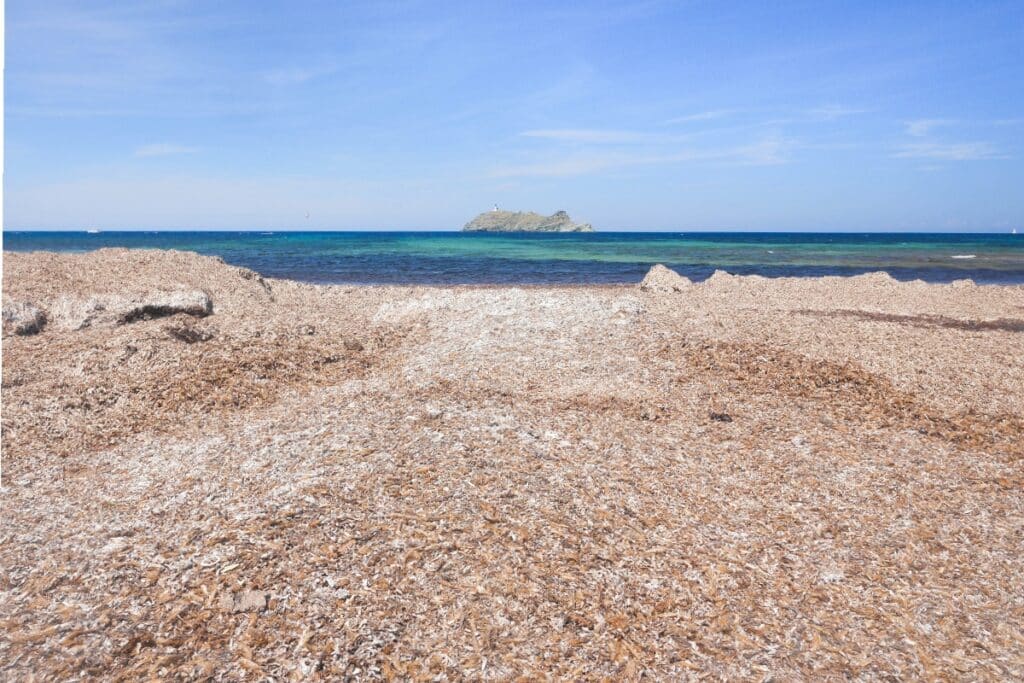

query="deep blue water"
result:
[4,231,1024,285]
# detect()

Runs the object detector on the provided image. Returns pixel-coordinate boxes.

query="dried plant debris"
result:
[2,298,47,336]
[165,322,216,344]
[219,590,270,613]
[44,289,213,330]
[798,308,1024,332]
[667,338,1024,458]
[114,289,213,325]
[3,249,1024,680]
[638,264,692,293]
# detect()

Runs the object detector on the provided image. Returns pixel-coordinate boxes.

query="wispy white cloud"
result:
[262,65,338,86]
[905,119,955,137]
[664,109,736,125]
[5,173,411,229]
[893,141,1003,161]
[134,143,198,158]
[730,136,793,165]
[808,104,868,121]
[666,105,864,127]
[491,136,795,177]
[491,156,628,177]
[11,5,147,43]
[894,118,1010,163]
[263,67,318,86]
[520,129,654,144]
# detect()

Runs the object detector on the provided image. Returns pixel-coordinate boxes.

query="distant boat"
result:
[1014,228,1018,235]
[86,229,100,234]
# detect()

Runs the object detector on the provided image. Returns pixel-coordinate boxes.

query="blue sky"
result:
[5,0,1024,231]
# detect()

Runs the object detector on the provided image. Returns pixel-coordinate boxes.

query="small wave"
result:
[950,254,976,259]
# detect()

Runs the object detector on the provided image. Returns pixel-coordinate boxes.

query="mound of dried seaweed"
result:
[2,250,1023,680]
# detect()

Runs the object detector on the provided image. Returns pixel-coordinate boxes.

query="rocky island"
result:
[463,209,593,232]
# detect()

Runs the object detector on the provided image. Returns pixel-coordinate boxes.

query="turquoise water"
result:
[4,231,1024,285]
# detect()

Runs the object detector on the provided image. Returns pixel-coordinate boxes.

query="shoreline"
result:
[3,248,1024,679]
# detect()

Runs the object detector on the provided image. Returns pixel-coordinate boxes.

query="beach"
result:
[2,248,1023,678]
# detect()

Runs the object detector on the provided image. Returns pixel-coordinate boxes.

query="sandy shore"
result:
[3,248,1023,679]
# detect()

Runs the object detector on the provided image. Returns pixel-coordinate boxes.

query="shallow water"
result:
[4,231,1024,285]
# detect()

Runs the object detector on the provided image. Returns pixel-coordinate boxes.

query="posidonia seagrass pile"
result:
[2,249,1023,680]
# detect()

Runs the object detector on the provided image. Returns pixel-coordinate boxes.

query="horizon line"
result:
[3,228,1021,235]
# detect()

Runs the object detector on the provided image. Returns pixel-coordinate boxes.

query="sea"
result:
[3,231,1024,286]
